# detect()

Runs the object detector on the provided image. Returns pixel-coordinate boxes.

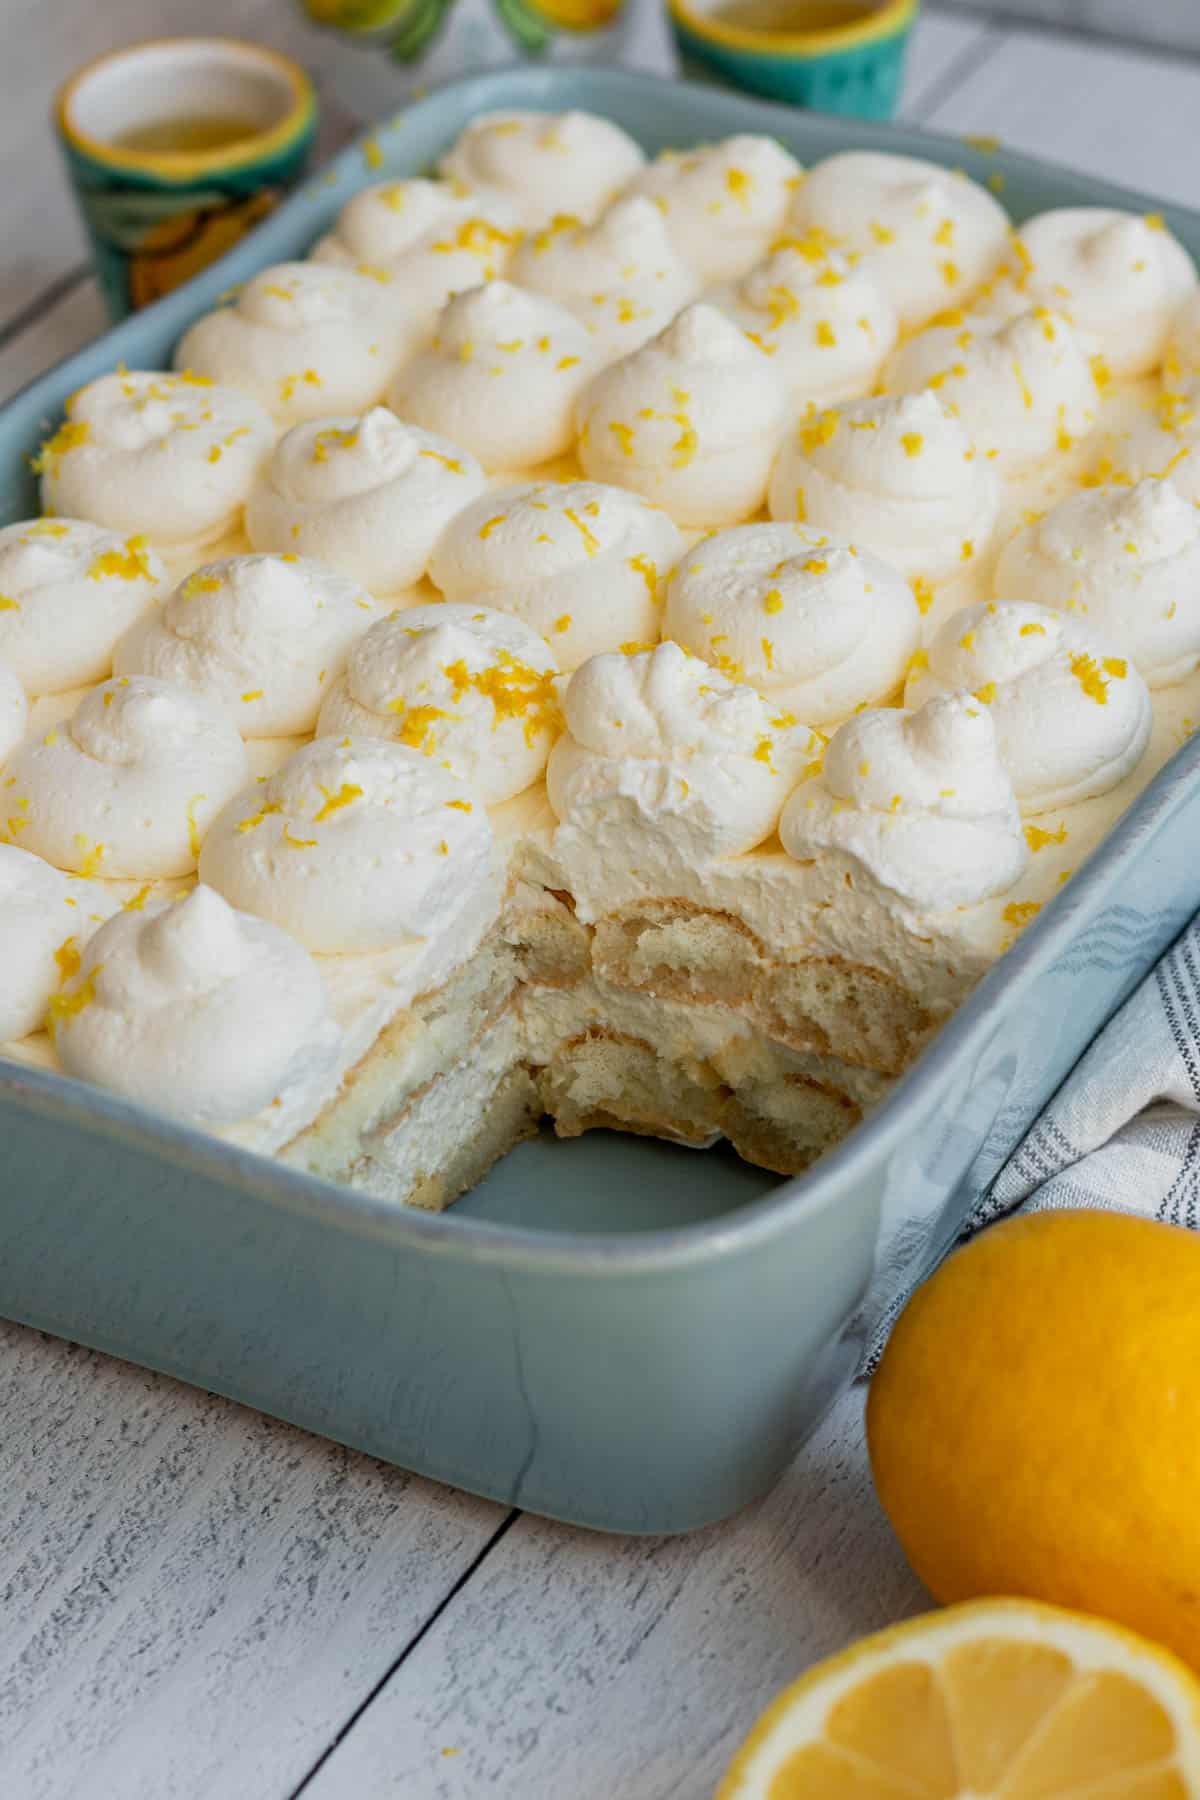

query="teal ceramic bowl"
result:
[56,38,317,320]
[668,0,917,116]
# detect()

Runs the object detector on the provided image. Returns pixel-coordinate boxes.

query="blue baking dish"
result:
[2,68,1199,1535]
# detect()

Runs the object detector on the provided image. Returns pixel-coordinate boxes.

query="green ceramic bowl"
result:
[56,38,317,320]
[668,0,918,117]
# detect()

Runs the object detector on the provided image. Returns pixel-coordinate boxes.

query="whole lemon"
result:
[867,1210,1200,1669]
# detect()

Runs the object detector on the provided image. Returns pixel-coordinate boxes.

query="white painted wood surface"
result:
[0,9,1187,1796]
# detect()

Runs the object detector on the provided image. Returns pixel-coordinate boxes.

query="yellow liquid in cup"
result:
[110,115,262,156]
[708,0,885,30]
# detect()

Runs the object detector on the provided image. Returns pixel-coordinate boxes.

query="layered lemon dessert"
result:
[5,113,1200,1208]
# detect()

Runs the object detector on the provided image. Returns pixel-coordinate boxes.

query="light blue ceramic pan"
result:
[2,68,1198,1535]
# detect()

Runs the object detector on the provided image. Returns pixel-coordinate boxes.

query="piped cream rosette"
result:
[710,245,897,408]
[547,640,817,863]
[199,735,492,953]
[0,519,168,694]
[315,604,559,804]
[784,151,1010,331]
[576,303,787,528]
[779,695,1028,910]
[975,208,1196,378]
[994,478,1200,688]
[387,281,598,473]
[622,135,803,283]
[428,479,682,671]
[884,308,1099,471]
[1,675,249,878]
[664,522,921,727]
[906,600,1152,811]
[175,263,420,427]
[508,197,699,358]
[438,110,645,230]
[36,371,274,554]
[311,178,522,334]
[767,391,999,596]
[114,554,380,738]
[245,408,486,597]
[50,885,340,1126]
[0,844,116,1041]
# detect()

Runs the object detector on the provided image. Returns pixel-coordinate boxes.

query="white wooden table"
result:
[2,8,1198,1795]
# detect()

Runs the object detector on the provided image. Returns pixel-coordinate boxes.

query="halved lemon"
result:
[716,1599,1200,1797]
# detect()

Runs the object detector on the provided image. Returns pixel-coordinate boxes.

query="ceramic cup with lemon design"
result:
[57,39,317,320]
[668,0,918,117]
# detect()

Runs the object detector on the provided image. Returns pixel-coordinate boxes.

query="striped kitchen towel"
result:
[861,915,1200,1370]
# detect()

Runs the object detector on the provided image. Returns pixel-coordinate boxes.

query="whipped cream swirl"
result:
[37,371,274,552]
[0,846,114,1041]
[199,735,492,952]
[508,197,699,356]
[312,184,521,334]
[114,554,380,738]
[767,391,999,586]
[994,478,1200,688]
[0,660,28,765]
[1105,377,1200,504]
[779,696,1027,910]
[785,151,1009,330]
[387,281,597,472]
[316,603,559,803]
[884,308,1099,470]
[664,522,920,727]
[623,135,803,282]
[175,263,418,427]
[710,245,897,407]
[428,479,681,671]
[245,408,486,595]
[906,600,1152,811]
[0,519,168,694]
[51,885,340,1126]
[577,303,787,527]
[4,676,249,878]
[547,640,816,860]
[980,209,1197,378]
[438,110,645,229]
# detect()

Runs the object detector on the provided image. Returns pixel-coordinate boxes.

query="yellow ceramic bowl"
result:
[667,0,919,116]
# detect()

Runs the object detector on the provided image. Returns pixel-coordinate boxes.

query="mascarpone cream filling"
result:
[0,661,29,764]
[428,478,682,670]
[245,407,486,596]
